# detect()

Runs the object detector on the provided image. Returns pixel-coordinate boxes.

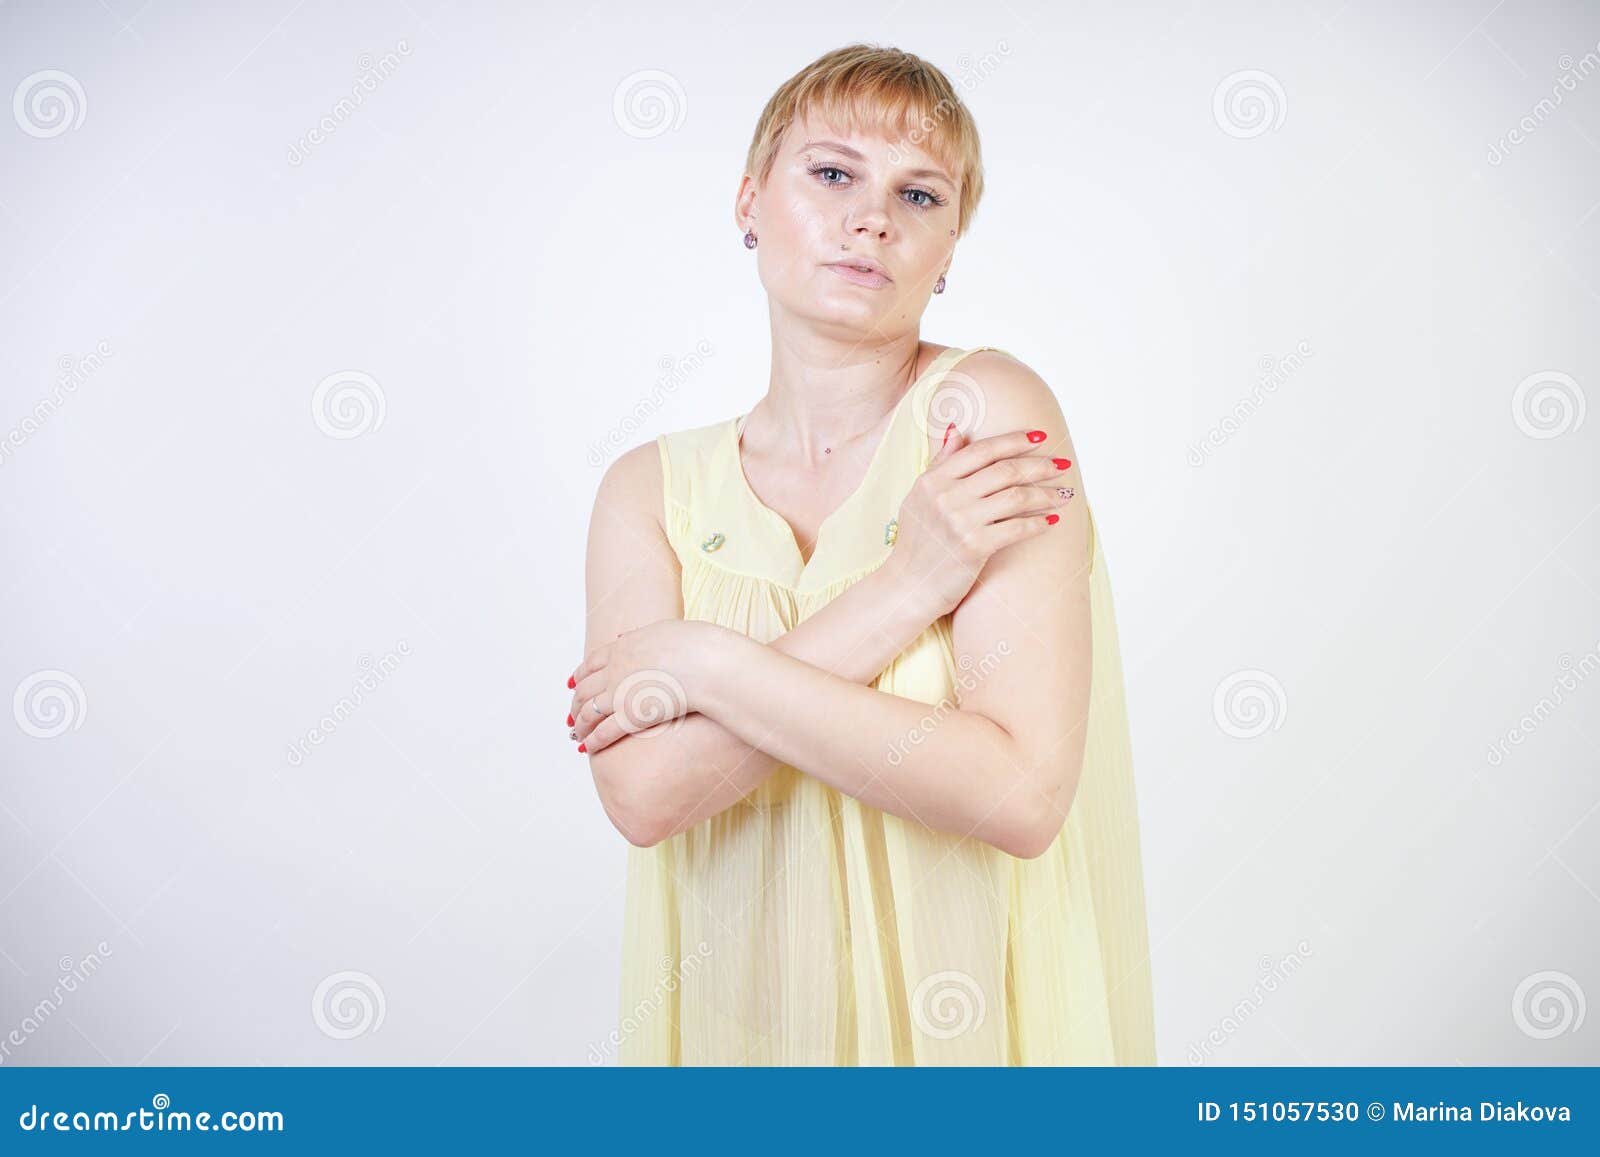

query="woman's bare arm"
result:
[674,355,1093,859]
[580,440,949,846]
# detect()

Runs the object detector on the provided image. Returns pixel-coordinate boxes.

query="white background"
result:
[2,0,1597,1065]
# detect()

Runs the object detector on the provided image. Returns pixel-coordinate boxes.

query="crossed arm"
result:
[576,354,1094,858]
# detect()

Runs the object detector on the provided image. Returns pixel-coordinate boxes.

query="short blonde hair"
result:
[744,44,985,237]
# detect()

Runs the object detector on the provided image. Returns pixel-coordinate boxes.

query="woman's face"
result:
[738,112,960,338]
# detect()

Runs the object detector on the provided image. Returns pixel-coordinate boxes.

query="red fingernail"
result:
[567,675,575,689]
[577,742,587,753]
[1026,430,1046,443]
[1052,457,1071,470]
[566,713,574,727]
[1046,513,1060,525]
[941,421,954,449]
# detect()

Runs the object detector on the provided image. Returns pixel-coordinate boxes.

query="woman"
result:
[569,44,1155,1065]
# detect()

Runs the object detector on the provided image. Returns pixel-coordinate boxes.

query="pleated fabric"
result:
[616,346,1156,1066]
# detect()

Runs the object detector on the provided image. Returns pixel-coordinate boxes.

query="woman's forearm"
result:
[622,557,946,842]
[691,631,1053,858]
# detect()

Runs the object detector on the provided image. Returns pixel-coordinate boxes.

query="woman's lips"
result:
[826,262,892,289]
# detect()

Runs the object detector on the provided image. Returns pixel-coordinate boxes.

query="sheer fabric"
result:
[616,346,1155,1065]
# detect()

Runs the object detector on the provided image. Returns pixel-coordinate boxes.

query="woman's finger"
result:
[958,451,1070,501]
[973,480,1078,523]
[570,669,608,730]
[584,714,626,754]
[572,689,613,741]
[935,428,1050,481]
[568,642,611,691]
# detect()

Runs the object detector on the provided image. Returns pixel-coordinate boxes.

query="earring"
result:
[743,230,757,249]
[933,275,946,294]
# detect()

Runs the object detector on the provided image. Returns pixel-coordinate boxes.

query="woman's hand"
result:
[567,618,736,753]
[885,423,1077,618]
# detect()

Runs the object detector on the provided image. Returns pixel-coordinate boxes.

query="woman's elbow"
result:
[997,775,1077,859]
[591,752,671,848]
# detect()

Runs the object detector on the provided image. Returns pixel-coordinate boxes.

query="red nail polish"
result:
[1026,430,1046,443]
[1046,513,1060,525]
[1052,457,1071,470]
[566,713,574,727]
[941,421,954,449]
[567,675,575,689]
[577,742,587,753]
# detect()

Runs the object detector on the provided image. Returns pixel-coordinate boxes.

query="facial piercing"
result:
[933,275,946,294]
[744,230,757,249]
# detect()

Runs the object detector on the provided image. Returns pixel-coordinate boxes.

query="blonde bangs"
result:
[745,44,985,235]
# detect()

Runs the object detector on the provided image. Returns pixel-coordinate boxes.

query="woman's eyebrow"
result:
[799,139,954,185]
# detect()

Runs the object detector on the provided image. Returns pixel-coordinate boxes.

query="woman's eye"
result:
[905,190,930,207]
[817,166,846,184]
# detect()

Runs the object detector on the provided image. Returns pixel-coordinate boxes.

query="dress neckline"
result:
[727,345,961,579]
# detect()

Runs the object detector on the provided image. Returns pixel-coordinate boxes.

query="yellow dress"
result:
[617,345,1156,1065]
